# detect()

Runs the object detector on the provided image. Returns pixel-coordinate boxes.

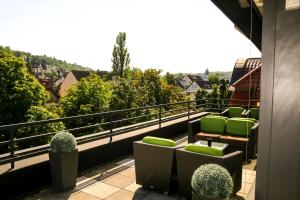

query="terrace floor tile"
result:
[82,182,120,199]
[105,189,143,200]
[119,167,136,179]
[102,174,135,188]
[70,191,103,200]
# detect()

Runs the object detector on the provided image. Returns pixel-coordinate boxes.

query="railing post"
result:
[109,115,113,142]
[9,130,15,169]
[159,105,162,128]
[188,101,191,119]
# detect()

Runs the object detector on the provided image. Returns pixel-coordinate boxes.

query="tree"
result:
[209,84,220,111]
[18,106,65,149]
[205,68,209,76]
[110,78,135,111]
[59,74,112,131]
[208,73,220,85]
[111,32,131,78]
[165,72,176,85]
[60,74,112,116]
[218,79,230,109]
[195,88,208,108]
[0,48,49,125]
[143,69,163,105]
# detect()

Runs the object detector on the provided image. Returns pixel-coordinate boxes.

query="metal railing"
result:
[0,98,259,169]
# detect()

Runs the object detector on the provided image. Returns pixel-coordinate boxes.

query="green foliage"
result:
[60,74,112,116]
[0,48,49,125]
[50,131,77,153]
[111,32,130,77]
[164,72,176,85]
[208,73,220,85]
[191,164,233,199]
[195,88,208,108]
[17,106,65,149]
[10,49,90,71]
[59,74,111,131]
[110,78,135,110]
[161,82,185,104]
[218,79,230,109]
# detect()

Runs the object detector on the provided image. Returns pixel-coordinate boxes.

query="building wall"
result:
[256,1,300,199]
[58,72,77,97]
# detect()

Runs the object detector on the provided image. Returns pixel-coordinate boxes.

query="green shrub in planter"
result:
[49,131,78,192]
[191,164,233,200]
[50,131,77,152]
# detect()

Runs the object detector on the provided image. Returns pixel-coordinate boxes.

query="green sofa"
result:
[188,116,259,159]
[221,107,247,118]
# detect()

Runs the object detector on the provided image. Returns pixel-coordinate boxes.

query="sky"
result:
[0,0,261,73]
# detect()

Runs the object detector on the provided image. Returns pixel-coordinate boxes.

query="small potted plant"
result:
[191,164,233,200]
[49,131,78,192]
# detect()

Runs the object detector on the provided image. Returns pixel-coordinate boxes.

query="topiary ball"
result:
[191,164,233,199]
[50,131,77,153]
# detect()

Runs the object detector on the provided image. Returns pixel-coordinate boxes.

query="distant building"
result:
[176,74,212,100]
[229,58,261,106]
[58,70,107,97]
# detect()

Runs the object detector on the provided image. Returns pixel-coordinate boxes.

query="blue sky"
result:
[0,0,261,73]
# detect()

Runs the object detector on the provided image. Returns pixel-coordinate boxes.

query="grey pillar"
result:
[256,1,300,199]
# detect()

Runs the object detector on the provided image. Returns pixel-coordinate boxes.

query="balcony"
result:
[0,100,258,200]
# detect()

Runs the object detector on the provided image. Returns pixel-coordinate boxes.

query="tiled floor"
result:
[24,157,256,200]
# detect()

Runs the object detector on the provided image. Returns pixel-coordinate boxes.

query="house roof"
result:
[187,74,211,89]
[230,58,261,85]
[70,70,108,81]
[71,70,91,80]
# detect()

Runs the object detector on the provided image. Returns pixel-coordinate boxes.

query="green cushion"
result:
[226,119,255,136]
[143,136,176,147]
[205,115,228,121]
[231,117,257,123]
[250,108,259,120]
[185,144,223,156]
[200,116,226,133]
[228,107,244,118]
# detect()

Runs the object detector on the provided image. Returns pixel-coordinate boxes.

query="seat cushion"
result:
[200,116,226,133]
[143,136,176,147]
[185,144,223,156]
[226,119,255,136]
[250,108,259,120]
[228,107,244,118]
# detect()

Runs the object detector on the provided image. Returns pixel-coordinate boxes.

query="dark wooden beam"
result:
[211,0,262,50]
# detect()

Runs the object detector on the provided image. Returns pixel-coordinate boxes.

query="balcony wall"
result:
[0,113,206,199]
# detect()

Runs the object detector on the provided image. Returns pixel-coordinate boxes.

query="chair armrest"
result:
[251,122,259,132]
[222,150,243,159]
[220,108,229,116]
[188,119,201,143]
[242,109,250,117]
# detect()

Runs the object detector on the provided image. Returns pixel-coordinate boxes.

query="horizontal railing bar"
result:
[0,99,258,131]
[0,110,212,165]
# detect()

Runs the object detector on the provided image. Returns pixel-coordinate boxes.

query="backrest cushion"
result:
[226,119,255,136]
[185,144,223,156]
[205,115,228,121]
[250,108,260,120]
[200,116,227,133]
[231,117,257,123]
[228,107,244,118]
[143,136,176,147]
